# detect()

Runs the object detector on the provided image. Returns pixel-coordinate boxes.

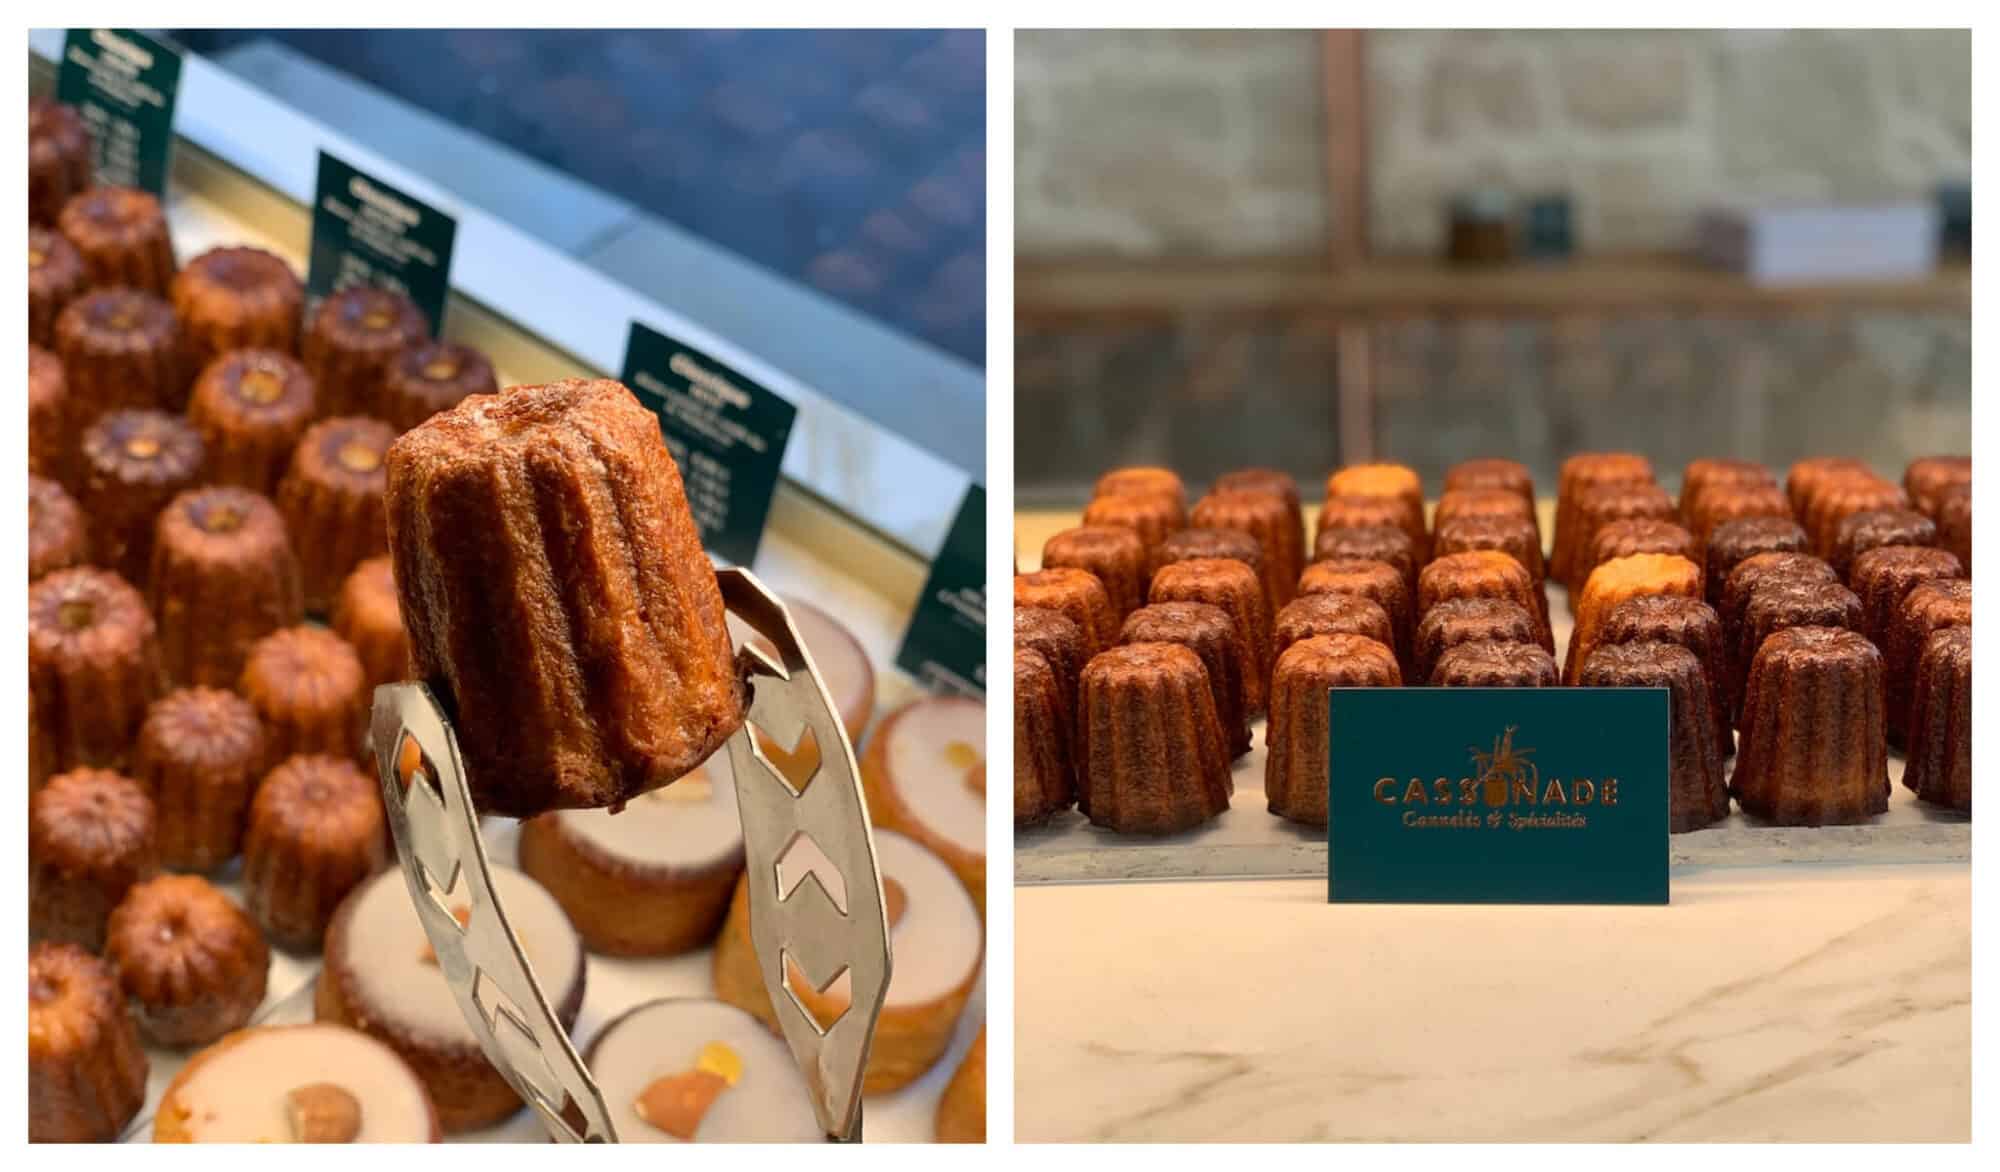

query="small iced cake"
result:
[585,998,820,1143]
[729,595,877,783]
[861,696,986,916]
[519,756,746,957]
[316,864,586,1133]
[713,829,981,1094]
[154,1024,440,1142]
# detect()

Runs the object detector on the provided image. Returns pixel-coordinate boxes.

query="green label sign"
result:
[895,485,986,697]
[56,29,183,195]
[621,322,798,568]
[1327,688,1668,904]
[306,151,458,335]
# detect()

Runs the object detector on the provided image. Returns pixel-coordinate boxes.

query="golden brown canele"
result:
[1016,567,1119,659]
[29,567,163,773]
[1829,508,1936,582]
[1274,591,1398,670]
[152,1024,441,1143]
[239,626,369,764]
[380,341,500,433]
[1433,487,1537,539]
[58,186,177,294]
[1014,605,1090,740]
[29,97,93,227]
[1298,556,1415,679]
[1443,457,1534,504]
[1583,518,1699,582]
[302,286,430,418]
[1042,525,1149,620]
[187,349,319,495]
[241,754,387,953]
[1705,516,1811,610]
[1417,550,1552,652]
[385,379,743,816]
[57,287,187,417]
[332,556,411,694]
[1191,486,1306,611]
[1904,626,1971,813]
[170,246,304,371]
[1734,627,1889,826]
[150,486,305,688]
[935,1025,987,1143]
[29,475,88,583]
[1433,640,1559,688]
[1904,455,1972,521]
[1015,647,1077,826]
[29,345,70,482]
[1596,594,1733,761]
[106,874,269,1048]
[1213,467,1305,563]
[1076,642,1233,834]
[1414,597,1538,686]
[1578,642,1729,832]
[1886,578,1971,747]
[1785,456,1874,515]
[1312,523,1419,598]
[1803,473,1909,559]
[1150,556,1274,711]
[1265,634,1400,827]
[1095,465,1188,511]
[1717,552,1840,715]
[1552,451,1654,578]
[1153,525,1265,585]
[1315,492,1422,551]
[1685,481,1792,550]
[30,227,86,349]
[1849,544,1965,655]
[277,415,396,612]
[1559,481,1677,593]
[76,408,206,583]
[29,941,148,1144]
[1564,552,1702,684]
[134,687,269,873]
[1678,457,1775,522]
[1732,580,1864,728]
[1937,483,1972,575]
[1123,600,1256,760]
[31,768,158,952]
[1081,489,1185,559]
[1323,463,1428,557]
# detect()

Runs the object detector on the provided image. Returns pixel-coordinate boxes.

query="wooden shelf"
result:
[1016,255,1971,322]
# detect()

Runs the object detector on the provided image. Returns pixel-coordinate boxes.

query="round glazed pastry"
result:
[1153,525,1265,583]
[1297,557,1414,677]
[317,864,585,1133]
[29,941,148,1144]
[1015,648,1077,826]
[1885,578,1971,747]
[1734,627,1889,826]
[713,828,981,1093]
[1433,640,1559,688]
[187,349,319,494]
[1595,594,1732,761]
[384,379,744,816]
[379,341,499,433]
[331,556,410,694]
[1564,553,1702,684]
[584,998,821,1143]
[29,567,162,772]
[1849,545,1964,655]
[31,768,158,951]
[1081,489,1185,559]
[240,626,369,764]
[1784,456,1874,516]
[150,486,305,687]
[1265,634,1400,827]
[106,874,269,1047]
[1311,523,1418,597]
[29,344,71,480]
[1073,643,1233,835]
[170,246,304,371]
[242,754,386,953]
[1936,483,1971,575]
[1042,525,1149,619]
[1558,482,1677,593]
[935,1025,986,1143]
[1190,488,1306,612]
[29,475,88,583]
[77,408,206,583]
[155,1024,440,1142]
[1829,508,1936,583]
[302,286,430,418]
[1578,642,1729,832]
[519,755,746,956]
[134,687,269,873]
[1149,557,1273,710]
[29,96,93,226]
[1417,550,1552,652]
[58,186,176,293]
[1014,606,1090,729]
[1802,473,1909,559]
[1704,516,1809,609]
[1094,466,1187,512]
[277,415,396,611]
[863,695,987,915]
[1015,567,1119,656]
[57,288,187,417]
[1414,597,1538,686]
[1273,591,1397,670]
[30,227,85,349]
[1904,455,1972,521]
[1122,601,1257,759]
[1904,626,1971,813]
[1443,457,1534,504]
[1551,451,1654,586]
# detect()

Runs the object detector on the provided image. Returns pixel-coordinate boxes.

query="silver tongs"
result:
[369,567,893,1142]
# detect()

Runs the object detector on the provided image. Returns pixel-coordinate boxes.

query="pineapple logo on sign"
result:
[1371,725,1617,830]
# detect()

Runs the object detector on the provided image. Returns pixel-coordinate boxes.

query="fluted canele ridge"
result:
[1312,523,1418,598]
[1418,550,1552,653]
[1041,525,1149,620]
[1191,487,1305,612]
[1850,545,1964,656]
[1122,601,1256,759]
[1265,634,1400,828]
[134,688,268,873]
[1564,553,1701,684]
[1076,642,1232,835]
[1433,639,1559,688]
[1559,481,1677,593]
[29,567,162,773]
[1734,627,1889,826]
[1414,598,1538,686]
[1016,567,1119,657]
[1703,516,1809,610]
[302,286,429,419]
[1578,642,1729,832]
[1014,647,1076,827]
[187,349,319,496]
[1829,508,1936,582]
[1595,594,1733,761]
[170,246,303,371]
[1904,626,1971,813]
[1886,579,1971,747]
[1150,557,1273,711]
[149,486,304,688]
[1014,605,1090,734]
[239,626,368,766]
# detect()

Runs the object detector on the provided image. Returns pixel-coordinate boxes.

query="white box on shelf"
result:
[1695,201,1941,285]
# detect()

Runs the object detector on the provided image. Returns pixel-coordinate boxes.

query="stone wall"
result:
[1015,28,1970,258]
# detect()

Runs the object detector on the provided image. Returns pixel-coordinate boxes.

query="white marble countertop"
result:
[1015,862,1969,1142]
